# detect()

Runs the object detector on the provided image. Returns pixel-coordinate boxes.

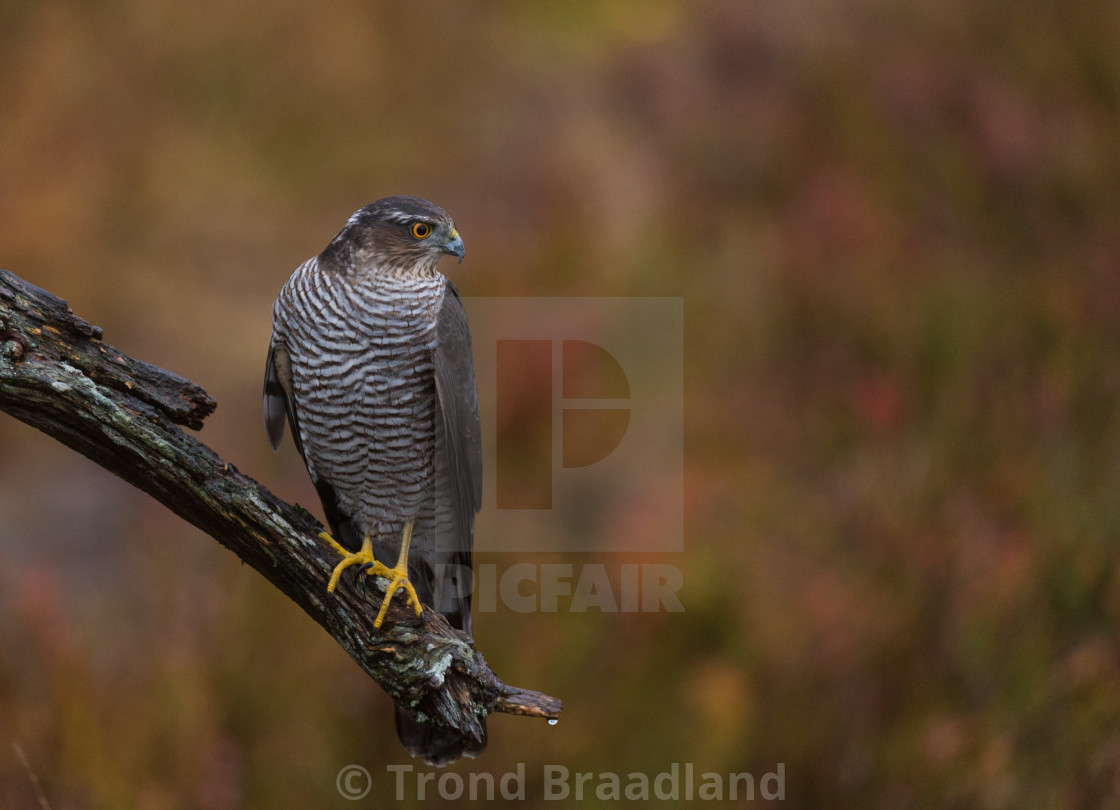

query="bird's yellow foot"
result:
[323,533,390,593]
[322,526,423,629]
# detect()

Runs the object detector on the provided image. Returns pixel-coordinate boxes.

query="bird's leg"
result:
[367,520,423,629]
[324,532,392,594]
[321,527,423,629]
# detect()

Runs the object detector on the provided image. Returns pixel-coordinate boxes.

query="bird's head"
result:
[322,195,465,278]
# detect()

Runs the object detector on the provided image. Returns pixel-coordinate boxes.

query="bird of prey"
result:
[263,195,485,765]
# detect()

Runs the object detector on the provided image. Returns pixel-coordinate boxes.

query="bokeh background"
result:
[2,1,1120,807]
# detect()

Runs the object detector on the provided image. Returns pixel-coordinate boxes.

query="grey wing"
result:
[434,282,483,530]
[263,340,308,462]
[396,284,488,762]
[430,281,483,628]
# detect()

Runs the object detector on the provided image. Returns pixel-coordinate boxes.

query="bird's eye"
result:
[410,222,432,239]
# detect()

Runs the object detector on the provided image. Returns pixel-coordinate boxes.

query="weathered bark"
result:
[0,268,561,745]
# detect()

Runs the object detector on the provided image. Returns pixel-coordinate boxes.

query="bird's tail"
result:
[395,557,486,766]
[395,709,486,767]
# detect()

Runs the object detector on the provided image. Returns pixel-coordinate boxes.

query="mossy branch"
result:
[0,268,561,745]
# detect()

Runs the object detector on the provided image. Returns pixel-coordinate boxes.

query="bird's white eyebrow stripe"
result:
[384,209,437,225]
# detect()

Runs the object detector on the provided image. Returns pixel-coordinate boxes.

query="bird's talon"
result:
[324,533,383,595]
[375,566,424,629]
[321,527,424,628]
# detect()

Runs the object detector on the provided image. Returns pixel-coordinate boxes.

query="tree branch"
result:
[0,268,561,746]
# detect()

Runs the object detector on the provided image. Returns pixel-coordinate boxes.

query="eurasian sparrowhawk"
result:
[263,195,484,765]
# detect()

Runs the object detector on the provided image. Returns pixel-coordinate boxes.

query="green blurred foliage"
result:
[2,0,1120,807]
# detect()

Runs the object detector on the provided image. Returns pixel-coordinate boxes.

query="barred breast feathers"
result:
[272,254,449,533]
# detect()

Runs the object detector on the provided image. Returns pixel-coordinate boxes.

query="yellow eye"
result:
[410,222,432,239]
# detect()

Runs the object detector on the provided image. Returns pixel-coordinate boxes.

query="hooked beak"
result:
[442,228,465,263]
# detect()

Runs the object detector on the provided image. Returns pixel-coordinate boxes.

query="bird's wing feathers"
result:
[421,282,486,756]
[434,281,483,519]
[263,341,307,460]
[431,281,483,630]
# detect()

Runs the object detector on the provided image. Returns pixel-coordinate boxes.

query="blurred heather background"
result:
[3,1,1120,808]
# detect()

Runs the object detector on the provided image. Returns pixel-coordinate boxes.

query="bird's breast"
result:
[278,267,448,532]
